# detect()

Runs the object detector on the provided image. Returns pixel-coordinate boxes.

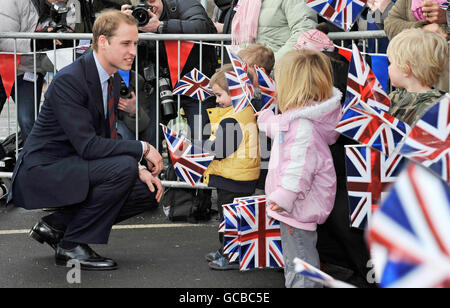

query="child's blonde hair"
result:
[386,28,448,87]
[209,63,255,94]
[238,44,275,74]
[275,50,333,112]
[209,64,234,94]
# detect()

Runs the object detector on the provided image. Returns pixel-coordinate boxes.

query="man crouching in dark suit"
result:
[7,10,164,271]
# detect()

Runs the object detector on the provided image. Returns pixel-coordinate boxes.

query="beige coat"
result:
[384,0,449,91]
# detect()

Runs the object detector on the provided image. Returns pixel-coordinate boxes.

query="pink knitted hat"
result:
[294,30,335,52]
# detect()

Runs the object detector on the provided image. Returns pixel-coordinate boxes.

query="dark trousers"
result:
[11,74,45,141]
[217,188,253,248]
[43,155,158,244]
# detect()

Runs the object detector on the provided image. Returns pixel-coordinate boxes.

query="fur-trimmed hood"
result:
[278,87,343,145]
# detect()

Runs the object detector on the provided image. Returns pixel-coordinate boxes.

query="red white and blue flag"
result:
[255,65,277,112]
[222,203,241,262]
[337,103,410,157]
[225,71,251,113]
[294,258,356,288]
[237,198,284,271]
[173,68,214,101]
[344,44,391,113]
[306,0,367,31]
[368,163,450,288]
[345,145,406,229]
[397,94,450,183]
[161,124,214,186]
[226,47,254,95]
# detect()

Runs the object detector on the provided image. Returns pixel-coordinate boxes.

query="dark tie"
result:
[107,76,117,139]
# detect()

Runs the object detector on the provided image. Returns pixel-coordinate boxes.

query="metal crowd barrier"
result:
[0,30,391,190]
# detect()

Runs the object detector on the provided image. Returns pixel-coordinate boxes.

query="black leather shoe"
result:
[55,244,118,271]
[29,221,65,250]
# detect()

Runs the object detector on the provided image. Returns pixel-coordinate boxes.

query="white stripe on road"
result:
[0,223,214,236]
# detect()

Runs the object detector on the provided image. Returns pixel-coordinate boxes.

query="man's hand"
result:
[422,22,448,38]
[139,168,163,202]
[422,0,447,24]
[145,144,164,176]
[118,91,137,116]
[138,10,162,33]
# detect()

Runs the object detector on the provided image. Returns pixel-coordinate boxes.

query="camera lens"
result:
[132,7,150,27]
[159,78,176,118]
[120,81,132,99]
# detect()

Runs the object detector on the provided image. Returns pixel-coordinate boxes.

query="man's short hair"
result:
[92,10,138,52]
[387,28,448,87]
[238,44,275,75]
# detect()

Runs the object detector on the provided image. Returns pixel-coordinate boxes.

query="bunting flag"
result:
[164,41,195,88]
[173,68,214,101]
[368,54,389,93]
[0,54,21,98]
[345,145,406,229]
[293,258,356,288]
[220,196,284,271]
[306,0,367,31]
[397,94,450,183]
[160,124,214,186]
[255,65,277,112]
[44,48,74,72]
[367,163,450,288]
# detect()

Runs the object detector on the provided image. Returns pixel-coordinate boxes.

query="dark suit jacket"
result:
[10,51,143,209]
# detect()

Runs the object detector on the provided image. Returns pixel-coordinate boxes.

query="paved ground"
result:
[0,202,285,288]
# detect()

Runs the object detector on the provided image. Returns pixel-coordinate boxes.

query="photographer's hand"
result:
[121,4,133,15]
[138,10,162,33]
[118,91,137,116]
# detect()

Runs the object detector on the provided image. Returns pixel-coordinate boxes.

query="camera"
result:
[120,80,132,99]
[159,77,176,119]
[131,2,153,27]
[49,2,72,33]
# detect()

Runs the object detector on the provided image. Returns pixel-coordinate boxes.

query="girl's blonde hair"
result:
[386,28,448,87]
[275,50,333,112]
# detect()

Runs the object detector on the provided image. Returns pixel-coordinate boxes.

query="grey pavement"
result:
[0,82,285,289]
[0,202,285,288]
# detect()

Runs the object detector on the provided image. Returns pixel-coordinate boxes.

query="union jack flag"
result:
[306,0,367,31]
[344,43,391,113]
[293,258,356,288]
[160,124,215,186]
[226,47,255,102]
[367,163,450,288]
[345,145,406,229]
[225,71,251,113]
[173,68,214,101]
[398,94,450,183]
[237,198,284,271]
[337,103,410,157]
[222,203,241,262]
[255,65,276,112]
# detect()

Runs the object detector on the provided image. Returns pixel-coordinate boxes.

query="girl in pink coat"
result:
[257,50,342,288]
